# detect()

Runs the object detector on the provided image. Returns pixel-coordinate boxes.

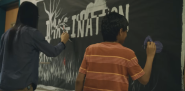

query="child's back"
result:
[79,42,144,91]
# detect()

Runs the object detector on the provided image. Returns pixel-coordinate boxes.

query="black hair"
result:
[101,12,128,42]
[8,1,38,52]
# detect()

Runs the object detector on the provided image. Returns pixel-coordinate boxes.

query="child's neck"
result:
[116,40,124,44]
[104,41,123,44]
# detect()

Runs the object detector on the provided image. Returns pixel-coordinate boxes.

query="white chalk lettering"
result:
[77,14,85,38]
[96,17,99,35]
[71,15,76,38]
[111,7,118,13]
[126,4,129,32]
[85,19,93,37]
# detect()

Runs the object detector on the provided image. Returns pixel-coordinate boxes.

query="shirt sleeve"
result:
[79,48,89,74]
[127,54,145,81]
[32,30,65,57]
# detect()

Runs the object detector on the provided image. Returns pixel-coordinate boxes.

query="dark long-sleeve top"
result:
[0,26,65,90]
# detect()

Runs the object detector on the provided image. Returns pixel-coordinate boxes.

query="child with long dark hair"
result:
[0,1,69,91]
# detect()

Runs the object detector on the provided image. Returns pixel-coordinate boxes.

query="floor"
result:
[35,88,51,91]
[35,88,73,91]
[35,85,74,91]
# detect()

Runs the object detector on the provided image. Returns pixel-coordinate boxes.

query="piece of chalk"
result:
[144,36,163,53]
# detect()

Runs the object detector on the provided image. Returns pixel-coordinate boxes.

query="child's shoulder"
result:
[120,46,136,59]
[122,46,135,54]
[86,43,102,49]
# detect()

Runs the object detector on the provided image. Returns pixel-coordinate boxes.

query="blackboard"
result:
[22,0,183,90]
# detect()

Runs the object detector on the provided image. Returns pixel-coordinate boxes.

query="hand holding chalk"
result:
[144,36,163,53]
[146,42,156,58]
[61,32,69,44]
[63,27,72,42]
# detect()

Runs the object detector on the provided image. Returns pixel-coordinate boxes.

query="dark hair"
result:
[8,1,38,52]
[101,12,128,42]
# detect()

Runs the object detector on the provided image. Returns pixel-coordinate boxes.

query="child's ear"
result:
[119,28,123,35]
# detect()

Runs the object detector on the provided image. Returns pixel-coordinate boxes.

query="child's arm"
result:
[138,56,154,85]
[138,42,156,85]
[127,42,156,85]
[75,73,86,91]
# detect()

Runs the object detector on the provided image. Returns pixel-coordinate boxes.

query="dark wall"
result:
[0,0,19,7]
[125,0,182,91]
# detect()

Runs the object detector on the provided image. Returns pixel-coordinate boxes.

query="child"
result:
[75,12,156,91]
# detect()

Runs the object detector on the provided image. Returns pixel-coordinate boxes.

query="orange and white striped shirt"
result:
[79,42,145,91]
